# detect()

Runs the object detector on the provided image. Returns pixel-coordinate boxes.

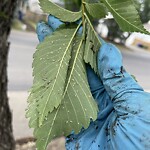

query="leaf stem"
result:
[82,0,85,23]
[62,22,83,96]
[84,13,101,45]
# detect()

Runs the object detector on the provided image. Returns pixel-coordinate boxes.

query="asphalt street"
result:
[8,30,150,139]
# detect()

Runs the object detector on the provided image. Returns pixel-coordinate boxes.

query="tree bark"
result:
[0,0,18,149]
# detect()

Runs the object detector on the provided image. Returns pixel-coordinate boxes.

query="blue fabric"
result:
[48,15,64,30]
[76,19,83,35]
[36,16,150,150]
[66,43,150,150]
[36,21,53,42]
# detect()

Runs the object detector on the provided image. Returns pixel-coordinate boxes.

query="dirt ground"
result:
[16,137,66,150]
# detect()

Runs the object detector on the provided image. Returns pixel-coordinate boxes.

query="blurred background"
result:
[1,0,150,149]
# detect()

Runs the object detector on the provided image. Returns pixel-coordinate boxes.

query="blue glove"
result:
[36,16,150,150]
[36,15,82,42]
[36,15,63,42]
[66,43,150,150]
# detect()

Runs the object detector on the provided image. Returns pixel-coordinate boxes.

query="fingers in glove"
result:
[37,15,64,42]
[86,65,113,111]
[75,19,83,35]
[97,42,143,101]
[36,21,53,42]
[86,65,105,97]
[48,15,63,30]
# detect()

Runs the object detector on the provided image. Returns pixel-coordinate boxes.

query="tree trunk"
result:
[0,0,18,149]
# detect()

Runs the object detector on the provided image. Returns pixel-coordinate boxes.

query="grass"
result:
[12,18,37,32]
[12,19,25,30]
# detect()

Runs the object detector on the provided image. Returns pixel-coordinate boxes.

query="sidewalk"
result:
[8,91,33,140]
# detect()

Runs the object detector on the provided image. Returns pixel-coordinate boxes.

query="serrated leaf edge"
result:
[102,0,149,34]
[38,23,82,126]
[39,0,82,22]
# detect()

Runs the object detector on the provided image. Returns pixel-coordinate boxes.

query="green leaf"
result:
[85,2,107,19]
[26,25,98,150]
[39,0,82,22]
[26,93,38,129]
[83,13,101,74]
[32,27,80,126]
[102,0,149,34]
[27,36,98,150]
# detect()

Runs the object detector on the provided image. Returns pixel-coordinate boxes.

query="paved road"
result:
[8,30,150,139]
[121,46,150,91]
[8,30,37,91]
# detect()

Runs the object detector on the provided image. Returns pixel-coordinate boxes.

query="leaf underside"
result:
[83,15,101,74]
[85,2,107,19]
[26,29,98,150]
[102,0,149,34]
[34,37,98,150]
[39,0,82,22]
[32,28,79,125]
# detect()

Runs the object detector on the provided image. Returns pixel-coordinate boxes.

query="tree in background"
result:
[138,0,150,23]
[61,0,150,44]
[61,0,81,11]
[62,0,99,28]
[61,0,100,11]
[102,0,150,44]
[0,0,18,149]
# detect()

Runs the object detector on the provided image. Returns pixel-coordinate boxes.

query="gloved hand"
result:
[36,16,150,150]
